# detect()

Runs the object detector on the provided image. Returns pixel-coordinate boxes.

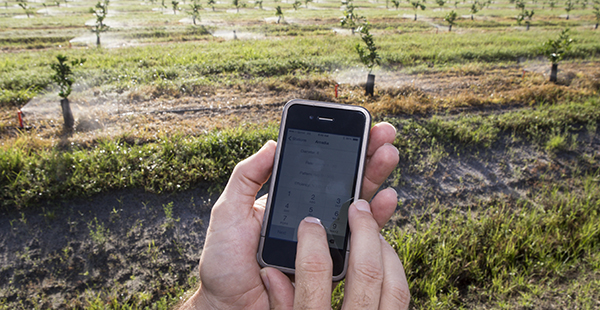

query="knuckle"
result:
[352,261,384,286]
[297,254,332,275]
[384,281,411,309]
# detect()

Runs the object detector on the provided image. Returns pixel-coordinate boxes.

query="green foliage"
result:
[340,0,364,31]
[188,0,202,25]
[232,0,245,12]
[16,0,34,18]
[172,0,180,14]
[410,0,426,21]
[50,54,86,99]
[89,0,110,46]
[444,10,457,31]
[387,174,600,308]
[0,125,278,208]
[541,28,574,64]
[275,5,283,23]
[293,0,301,10]
[355,23,381,73]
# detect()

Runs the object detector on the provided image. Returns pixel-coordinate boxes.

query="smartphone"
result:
[257,99,371,281]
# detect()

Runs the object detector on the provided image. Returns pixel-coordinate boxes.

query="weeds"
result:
[378,173,600,309]
[88,217,109,246]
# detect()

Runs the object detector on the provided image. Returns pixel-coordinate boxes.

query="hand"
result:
[180,123,401,310]
[259,199,410,310]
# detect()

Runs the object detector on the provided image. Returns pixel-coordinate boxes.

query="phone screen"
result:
[267,128,361,249]
[259,100,370,280]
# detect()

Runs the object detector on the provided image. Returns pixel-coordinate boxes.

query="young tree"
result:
[275,5,283,23]
[391,0,400,9]
[304,0,312,8]
[292,0,301,10]
[436,0,446,9]
[341,0,365,33]
[188,0,202,24]
[470,1,480,20]
[207,0,215,10]
[411,0,426,21]
[254,0,263,8]
[89,0,109,47]
[444,10,457,31]
[232,0,245,12]
[515,0,534,30]
[50,55,86,130]
[541,28,574,82]
[171,0,179,14]
[564,0,574,19]
[355,23,381,95]
[16,0,35,18]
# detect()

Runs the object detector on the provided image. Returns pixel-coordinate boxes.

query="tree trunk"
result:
[526,23,530,30]
[449,24,452,32]
[365,74,375,96]
[471,14,473,20]
[550,63,558,83]
[414,13,417,21]
[61,98,74,130]
[596,23,598,30]
[96,34,100,46]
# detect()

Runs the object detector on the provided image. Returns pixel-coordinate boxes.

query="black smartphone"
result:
[257,99,371,281]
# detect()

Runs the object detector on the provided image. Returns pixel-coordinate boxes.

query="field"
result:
[1,0,600,308]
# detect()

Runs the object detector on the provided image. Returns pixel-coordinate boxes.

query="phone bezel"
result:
[257,99,371,281]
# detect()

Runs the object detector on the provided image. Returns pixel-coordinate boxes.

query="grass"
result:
[0,124,278,209]
[2,0,600,308]
[386,173,600,309]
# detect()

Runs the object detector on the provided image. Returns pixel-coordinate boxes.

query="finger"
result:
[294,217,333,310]
[370,187,398,231]
[367,122,397,158]
[260,267,294,310]
[379,237,411,310]
[210,140,276,228]
[343,200,384,310]
[361,143,399,201]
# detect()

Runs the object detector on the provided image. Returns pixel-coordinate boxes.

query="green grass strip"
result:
[0,125,278,209]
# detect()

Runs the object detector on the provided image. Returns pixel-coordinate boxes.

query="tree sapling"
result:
[411,0,426,21]
[445,10,457,31]
[188,0,202,24]
[541,28,574,82]
[89,0,109,47]
[50,55,86,130]
[275,5,283,23]
[355,22,381,96]
[341,0,365,33]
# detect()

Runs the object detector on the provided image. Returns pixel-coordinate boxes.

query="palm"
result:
[198,198,269,308]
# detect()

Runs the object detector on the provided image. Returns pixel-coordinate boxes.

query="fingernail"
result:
[384,142,400,155]
[304,216,322,225]
[354,199,372,214]
[379,233,385,241]
[260,269,270,291]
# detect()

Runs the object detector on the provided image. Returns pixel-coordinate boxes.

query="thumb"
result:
[260,267,294,310]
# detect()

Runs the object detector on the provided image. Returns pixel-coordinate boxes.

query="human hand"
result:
[180,122,400,310]
[259,198,410,309]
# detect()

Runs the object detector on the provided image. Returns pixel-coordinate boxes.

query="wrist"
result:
[179,285,218,310]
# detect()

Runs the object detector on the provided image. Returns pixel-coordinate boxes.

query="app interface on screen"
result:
[268,128,361,249]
